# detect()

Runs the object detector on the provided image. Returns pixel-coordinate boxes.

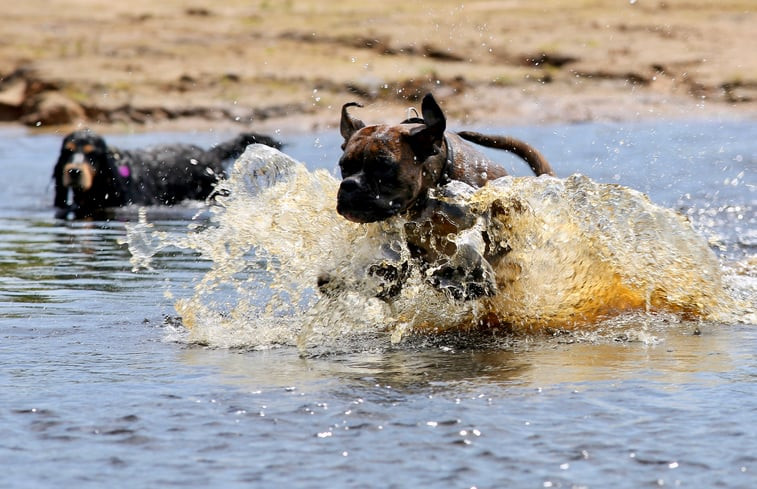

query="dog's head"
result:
[336,93,451,223]
[53,129,112,209]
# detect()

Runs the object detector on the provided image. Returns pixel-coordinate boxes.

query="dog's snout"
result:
[66,167,83,184]
[339,175,362,193]
[61,162,95,191]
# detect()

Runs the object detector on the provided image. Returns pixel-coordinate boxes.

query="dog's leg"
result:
[317,242,409,302]
[367,260,410,301]
[427,224,498,300]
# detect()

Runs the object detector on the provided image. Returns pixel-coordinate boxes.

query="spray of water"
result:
[125,145,749,352]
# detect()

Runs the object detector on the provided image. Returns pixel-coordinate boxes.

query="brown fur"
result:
[323,93,556,303]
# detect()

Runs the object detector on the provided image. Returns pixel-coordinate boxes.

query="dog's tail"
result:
[458,131,555,177]
[210,132,283,162]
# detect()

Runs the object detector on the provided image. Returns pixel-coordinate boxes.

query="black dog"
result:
[53,129,281,218]
[323,93,555,301]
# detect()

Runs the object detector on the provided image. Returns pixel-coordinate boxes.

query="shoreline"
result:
[2,1,755,136]
[5,92,753,138]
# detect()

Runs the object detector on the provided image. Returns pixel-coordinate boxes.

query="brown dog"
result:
[336,93,553,223]
[325,93,555,301]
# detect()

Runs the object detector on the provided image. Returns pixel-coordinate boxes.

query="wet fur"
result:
[53,129,281,218]
[325,93,555,302]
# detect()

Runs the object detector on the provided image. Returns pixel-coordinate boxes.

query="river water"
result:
[1,119,755,488]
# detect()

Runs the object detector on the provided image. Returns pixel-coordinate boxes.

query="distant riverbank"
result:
[2,0,755,133]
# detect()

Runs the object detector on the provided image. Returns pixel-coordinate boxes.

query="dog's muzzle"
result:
[336,177,404,224]
[62,157,96,191]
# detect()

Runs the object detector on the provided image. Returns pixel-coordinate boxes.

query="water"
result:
[1,120,755,488]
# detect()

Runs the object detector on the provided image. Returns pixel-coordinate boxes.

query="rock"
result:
[0,77,27,106]
[0,78,27,121]
[20,91,86,126]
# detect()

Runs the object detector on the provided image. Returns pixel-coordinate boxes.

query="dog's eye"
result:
[372,156,396,173]
[65,141,76,151]
[83,144,95,154]
[339,158,360,176]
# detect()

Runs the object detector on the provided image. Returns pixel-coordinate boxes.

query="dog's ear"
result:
[420,93,446,135]
[340,102,365,143]
[53,177,68,209]
[407,93,446,160]
[53,136,73,208]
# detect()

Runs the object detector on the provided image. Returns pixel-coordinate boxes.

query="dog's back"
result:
[53,130,282,216]
[207,132,282,162]
[126,132,282,205]
[122,144,219,205]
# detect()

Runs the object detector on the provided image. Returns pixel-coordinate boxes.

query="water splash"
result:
[125,145,750,351]
[127,145,362,349]
[460,175,734,331]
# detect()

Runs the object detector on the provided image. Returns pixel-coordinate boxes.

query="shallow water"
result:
[1,120,755,488]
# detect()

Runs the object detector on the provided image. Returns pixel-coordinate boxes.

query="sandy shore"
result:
[1,0,755,134]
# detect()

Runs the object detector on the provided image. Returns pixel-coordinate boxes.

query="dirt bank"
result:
[1,0,755,134]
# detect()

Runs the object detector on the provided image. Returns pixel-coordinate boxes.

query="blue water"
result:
[0,119,755,488]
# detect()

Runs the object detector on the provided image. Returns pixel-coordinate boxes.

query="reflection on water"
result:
[0,214,211,321]
[177,318,738,394]
[1,218,133,313]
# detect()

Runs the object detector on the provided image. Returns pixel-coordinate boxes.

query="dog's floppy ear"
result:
[53,173,68,208]
[53,134,73,208]
[407,93,446,160]
[340,102,365,143]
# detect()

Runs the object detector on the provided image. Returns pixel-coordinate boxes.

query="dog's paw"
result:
[428,244,497,301]
[367,261,410,301]
[317,260,409,302]
[317,271,345,297]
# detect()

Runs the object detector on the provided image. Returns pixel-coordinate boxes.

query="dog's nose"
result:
[67,168,82,177]
[339,175,362,193]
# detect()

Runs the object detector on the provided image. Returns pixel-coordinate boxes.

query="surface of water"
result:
[1,119,755,488]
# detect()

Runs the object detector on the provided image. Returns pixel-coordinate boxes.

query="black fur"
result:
[53,129,281,218]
